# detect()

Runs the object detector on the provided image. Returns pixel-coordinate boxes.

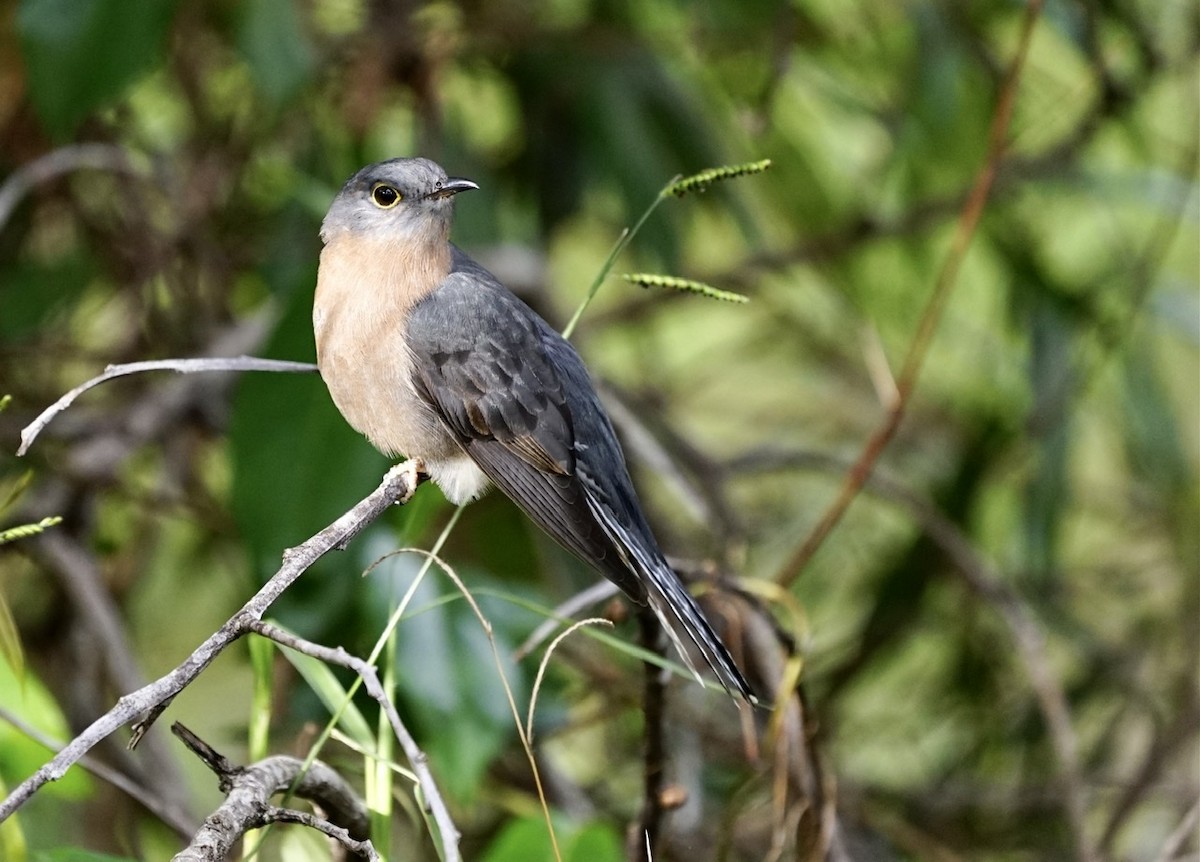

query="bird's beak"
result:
[424,178,479,200]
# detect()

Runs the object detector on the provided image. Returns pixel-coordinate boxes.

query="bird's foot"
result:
[394,458,427,505]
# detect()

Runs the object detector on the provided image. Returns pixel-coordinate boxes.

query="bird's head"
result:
[320,157,478,244]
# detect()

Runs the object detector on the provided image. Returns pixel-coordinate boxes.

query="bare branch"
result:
[0,462,418,822]
[245,619,462,862]
[261,807,377,860]
[17,356,318,456]
[170,723,376,861]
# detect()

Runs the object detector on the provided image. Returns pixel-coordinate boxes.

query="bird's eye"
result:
[371,183,402,208]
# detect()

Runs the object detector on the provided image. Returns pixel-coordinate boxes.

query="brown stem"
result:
[632,609,669,862]
[775,0,1046,589]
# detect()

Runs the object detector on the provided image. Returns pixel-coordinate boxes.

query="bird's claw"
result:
[395,458,427,505]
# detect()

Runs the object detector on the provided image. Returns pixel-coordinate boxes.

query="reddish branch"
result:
[775,0,1046,590]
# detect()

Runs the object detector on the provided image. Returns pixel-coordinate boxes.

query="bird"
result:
[313,157,752,700]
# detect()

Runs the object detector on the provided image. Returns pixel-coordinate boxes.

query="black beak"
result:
[424,177,479,200]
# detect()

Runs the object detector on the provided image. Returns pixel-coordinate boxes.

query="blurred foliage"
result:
[0,0,1196,859]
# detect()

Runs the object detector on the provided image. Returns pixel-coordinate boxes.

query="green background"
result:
[0,0,1196,859]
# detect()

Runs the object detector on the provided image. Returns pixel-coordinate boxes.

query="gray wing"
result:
[405,257,648,602]
[406,250,753,699]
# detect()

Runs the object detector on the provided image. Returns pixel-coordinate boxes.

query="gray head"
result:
[320,157,478,243]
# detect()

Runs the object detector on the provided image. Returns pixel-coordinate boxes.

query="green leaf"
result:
[1121,341,1190,494]
[34,852,136,862]
[275,638,375,751]
[1023,295,1074,587]
[0,661,91,800]
[0,594,25,685]
[564,822,623,862]
[480,816,618,862]
[276,827,332,862]
[1,470,34,515]
[480,816,558,862]
[17,0,178,138]
[389,569,528,804]
[247,634,274,762]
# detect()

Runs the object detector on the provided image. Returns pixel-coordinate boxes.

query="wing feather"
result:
[406,265,646,600]
[405,251,751,698]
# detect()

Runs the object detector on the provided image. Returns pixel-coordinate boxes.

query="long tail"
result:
[639,552,755,702]
[587,500,754,701]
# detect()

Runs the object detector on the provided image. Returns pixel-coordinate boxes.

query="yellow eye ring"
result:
[371,183,402,208]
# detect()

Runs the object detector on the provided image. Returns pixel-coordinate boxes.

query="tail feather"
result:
[586,498,754,701]
[640,553,755,701]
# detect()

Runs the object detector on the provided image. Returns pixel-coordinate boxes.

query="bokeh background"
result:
[0,0,1196,859]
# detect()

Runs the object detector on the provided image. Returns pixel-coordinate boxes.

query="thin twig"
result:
[17,356,318,456]
[526,618,613,743]
[597,381,742,541]
[252,510,468,861]
[515,581,620,660]
[244,620,462,861]
[775,0,1044,587]
[6,323,282,819]
[263,808,377,859]
[1099,684,1200,850]
[0,462,418,822]
[562,178,677,340]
